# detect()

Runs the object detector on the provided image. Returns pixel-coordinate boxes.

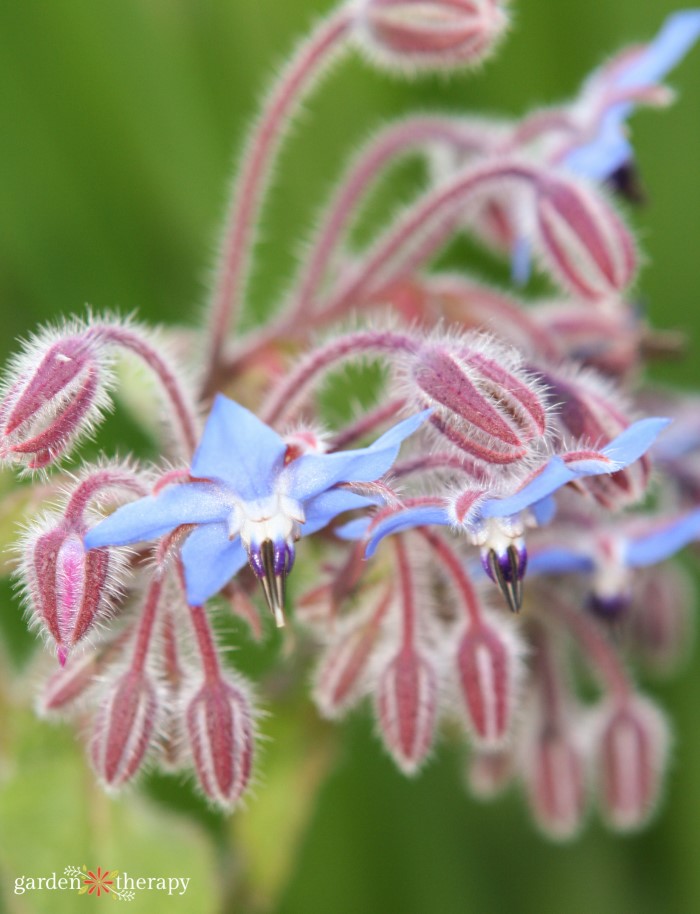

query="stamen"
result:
[257,539,287,629]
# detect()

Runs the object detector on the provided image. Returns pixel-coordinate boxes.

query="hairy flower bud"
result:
[466,748,514,799]
[186,675,255,809]
[534,175,636,300]
[0,330,110,469]
[523,728,587,841]
[454,614,524,749]
[629,565,693,676]
[595,696,669,832]
[90,669,160,788]
[374,646,439,774]
[355,0,508,73]
[408,334,547,465]
[22,515,118,666]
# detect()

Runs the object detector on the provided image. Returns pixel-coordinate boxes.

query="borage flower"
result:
[85,395,429,625]
[340,417,668,611]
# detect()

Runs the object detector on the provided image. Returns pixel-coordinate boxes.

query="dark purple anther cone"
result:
[481,543,528,613]
[249,546,265,580]
[588,591,632,620]
[248,539,289,628]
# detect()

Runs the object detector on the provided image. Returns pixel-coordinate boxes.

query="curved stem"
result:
[289,116,494,318]
[201,7,354,396]
[315,160,539,323]
[188,602,222,684]
[129,574,164,674]
[419,527,483,626]
[393,536,416,650]
[87,324,199,457]
[260,328,417,425]
[66,468,149,522]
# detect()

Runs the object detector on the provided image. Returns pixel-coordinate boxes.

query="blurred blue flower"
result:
[85,394,429,622]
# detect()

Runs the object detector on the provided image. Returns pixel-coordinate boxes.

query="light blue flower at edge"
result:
[337,417,670,611]
[85,394,431,625]
[564,9,700,180]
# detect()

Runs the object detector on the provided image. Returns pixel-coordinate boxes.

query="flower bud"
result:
[374,646,439,774]
[185,675,255,809]
[466,748,514,800]
[534,175,636,300]
[0,331,109,468]
[629,565,693,676]
[355,0,508,74]
[523,728,587,841]
[313,598,388,718]
[409,335,547,465]
[454,614,523,749]
[595,696,669,832]
[90,669,160,788]
[22,516,117,666]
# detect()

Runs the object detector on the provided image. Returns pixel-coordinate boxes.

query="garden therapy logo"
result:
[13,866,190,898]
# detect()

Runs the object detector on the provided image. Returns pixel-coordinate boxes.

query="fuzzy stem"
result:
[201,7,354,395]
[315,160,539,321]
[393,536,417,650]
[419,528,483,626]
[188,602,222,683]
[260,328,417,425]
[65,469,148,522]
[86,324,199,456]
[129,574,164,674]
[289,116,494,317]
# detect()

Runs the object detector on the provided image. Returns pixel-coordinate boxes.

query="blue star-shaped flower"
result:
[85,394,429,624]
[338,417,669,611]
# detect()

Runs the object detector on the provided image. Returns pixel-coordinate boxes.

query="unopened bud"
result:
[466,748,514,799]
[186,675,255,809]
[90,669,160,788]
[374,646,438,774]
[523,728,587,841]
[595,696,669,832]
[409,335,547,465]
[355,0,508,73]
[629,565,693,676]
[0,331,109,469]
[22,516,117,665]
[454,614,523,749]
[535,174,636,300]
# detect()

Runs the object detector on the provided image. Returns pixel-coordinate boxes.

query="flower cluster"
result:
[2,1,700,840]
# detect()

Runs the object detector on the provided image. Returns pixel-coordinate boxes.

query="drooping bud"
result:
[522,727,587,841]
[185,675,255,809]
[628,565,693,676]
[408,334,547,465]
[22,514,118,666]
[534,174,636,300]
[355,0,508,74]
[0,330,110,469]
[313,589,392,718]
[374,645,439,774]
[454,613,524,749]
[594,695,670,832]
[90,668,160,788]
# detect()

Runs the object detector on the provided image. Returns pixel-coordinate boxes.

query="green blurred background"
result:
[1,1,700,912]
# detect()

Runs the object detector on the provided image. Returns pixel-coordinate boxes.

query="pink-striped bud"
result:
[0,331,109,468]
[543,367,650,508]
[355,0,508,73]
[313,597,389,718]
[90,669,160,788]
[374,646,439,774]
[595,696,669,832]
[408,335,547,465]
[466,748,514,799]
[454,614,523,749]
[534,174,636,301]
[186,675,255,809]
[523,728,587,841]
[22,516,117,666]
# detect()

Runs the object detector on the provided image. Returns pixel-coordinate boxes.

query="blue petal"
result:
[624,508,700,567]
[180,522,248,605]
[528,547,595,576]
[335,517,372,541]
[531,495,557,526]
[564,122,633,180]
[285,410,431,502]
[84,482,230,548]
[480,418,669,519]
[303,489,377,536]
[363,505,450,557]
[190,395,286,500]
[511,236,533,286]
[616,11,700,90]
